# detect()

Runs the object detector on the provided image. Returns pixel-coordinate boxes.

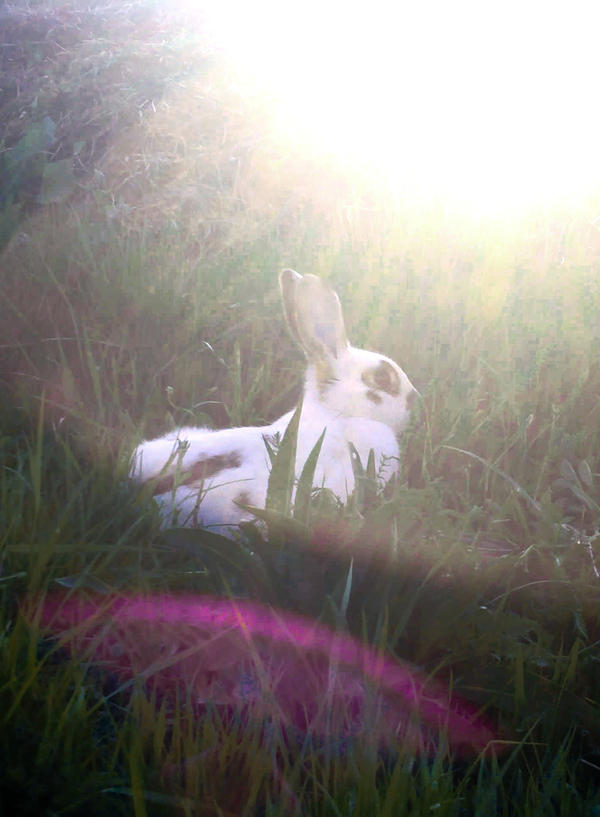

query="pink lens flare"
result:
[33,593,501,756]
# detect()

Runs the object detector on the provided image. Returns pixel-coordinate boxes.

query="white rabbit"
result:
[131,270,418,535]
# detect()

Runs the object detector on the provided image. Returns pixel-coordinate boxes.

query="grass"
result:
[2,0,600,814]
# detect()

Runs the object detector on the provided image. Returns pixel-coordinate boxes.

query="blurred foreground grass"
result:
[1,1,600,814]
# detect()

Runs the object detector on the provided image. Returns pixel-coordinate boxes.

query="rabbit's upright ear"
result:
[279,269,349,360]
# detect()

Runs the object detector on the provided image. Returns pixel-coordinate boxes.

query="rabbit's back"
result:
[131,423,279,531]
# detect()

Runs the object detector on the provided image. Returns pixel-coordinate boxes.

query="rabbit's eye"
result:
[362,361,400,396]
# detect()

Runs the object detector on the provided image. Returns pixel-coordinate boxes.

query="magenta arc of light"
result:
[35,593,500,755]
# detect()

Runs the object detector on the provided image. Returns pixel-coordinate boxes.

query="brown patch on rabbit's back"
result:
[151,452,242,496]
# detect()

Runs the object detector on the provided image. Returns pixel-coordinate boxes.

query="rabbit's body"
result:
[131,270,417,535]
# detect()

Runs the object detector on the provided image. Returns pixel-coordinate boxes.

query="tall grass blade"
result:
[443,445,542,513]
[266,400,302,516]
[28,391,45,521]
[294,426,326,523]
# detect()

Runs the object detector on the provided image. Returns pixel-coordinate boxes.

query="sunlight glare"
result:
[197,0,599,214]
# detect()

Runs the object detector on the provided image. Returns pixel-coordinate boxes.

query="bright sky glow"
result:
[198,0,599,215]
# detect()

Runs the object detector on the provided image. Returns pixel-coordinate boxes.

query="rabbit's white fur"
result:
[131,270,417,535]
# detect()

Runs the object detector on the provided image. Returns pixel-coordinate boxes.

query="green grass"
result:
[2,1,600,814]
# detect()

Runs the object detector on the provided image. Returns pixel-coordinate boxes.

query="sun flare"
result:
[195,0,599,216]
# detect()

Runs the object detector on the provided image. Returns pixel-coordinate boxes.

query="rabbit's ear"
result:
[279,269,349,360]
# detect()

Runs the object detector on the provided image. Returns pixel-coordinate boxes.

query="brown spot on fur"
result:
[151,452,242,496]
[234,491,251,507]
[366,389,383,404]
[361,360,400,396]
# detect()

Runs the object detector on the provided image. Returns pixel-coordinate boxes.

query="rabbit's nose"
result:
[405,388,421,410]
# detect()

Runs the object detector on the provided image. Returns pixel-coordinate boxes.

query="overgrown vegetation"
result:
[1,0,600,814]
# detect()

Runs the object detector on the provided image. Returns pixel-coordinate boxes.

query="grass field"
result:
[1,1,600,814]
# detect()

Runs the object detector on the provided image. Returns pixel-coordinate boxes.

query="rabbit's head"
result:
[280,269,418,434]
